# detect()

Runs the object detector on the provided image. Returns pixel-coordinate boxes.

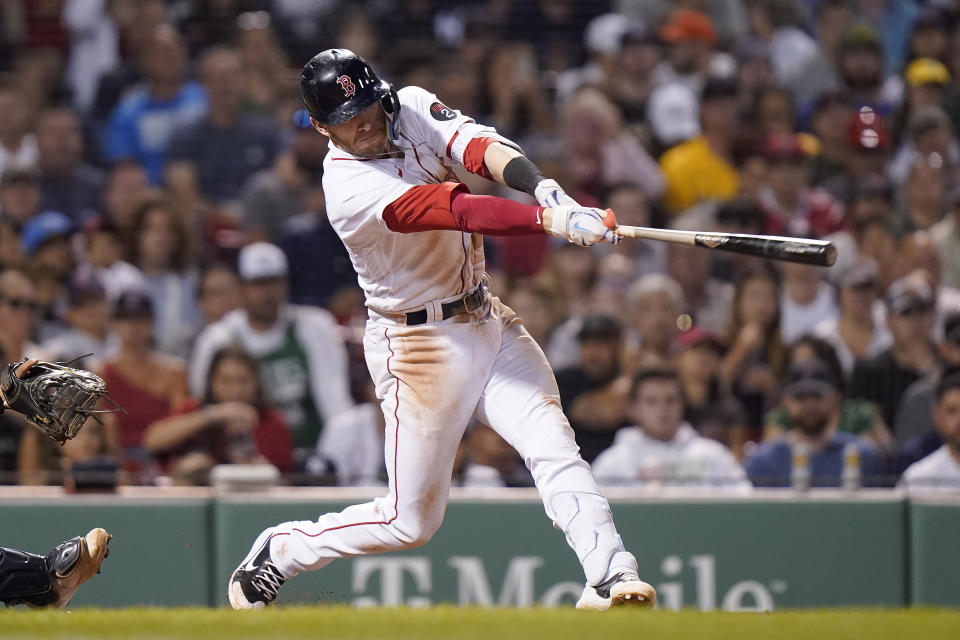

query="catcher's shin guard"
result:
[0,529,111,608]
[0,547,53,605]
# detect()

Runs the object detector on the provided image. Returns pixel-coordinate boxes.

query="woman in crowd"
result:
[143,346,291,485]
[721,268,786,434]
[97,289,189,481]
[127,198,201,358]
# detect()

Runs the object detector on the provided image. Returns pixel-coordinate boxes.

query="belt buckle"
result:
[463,284,484,313]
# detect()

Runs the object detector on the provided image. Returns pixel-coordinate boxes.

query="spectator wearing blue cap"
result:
[21,211,74,266]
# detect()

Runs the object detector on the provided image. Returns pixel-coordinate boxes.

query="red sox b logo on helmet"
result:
[336,75,356,97]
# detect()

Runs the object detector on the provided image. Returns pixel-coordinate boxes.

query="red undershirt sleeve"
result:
[461,137,496,180]
[381,182,545,236]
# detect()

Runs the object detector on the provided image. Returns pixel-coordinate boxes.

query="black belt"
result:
[405,284,485,326]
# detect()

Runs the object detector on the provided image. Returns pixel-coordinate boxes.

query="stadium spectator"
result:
[89,0,170,133]
[189,242,353,459]
[898,152,947,234]
[240,115,326,243]
[835,25,899,114]
[780,262,838,345]
[96,289,189,481]
[721,269,786,430]
[559,87,664,204]
[100,161,154,237]
[63,0,118,116]
[809,91,855,188]
[746,358,887,487]
[591,368,749,489]
[143,346,291,485]
[898,368,960,491]
[671,326,748,457]
[34,107,105,225]
[38,271,114,367]
[234,11,291,116]
[931,186,960,290]
[653,10,733,95]
[764,335,893,452]
[605,183,667,278]
[758,133,846,238]
[822,107,893,206]
[745,0,819,88]
[0,167,42,242]
[196,264,241,328]
[894,312,960,445]
[603,25,661,126]
[851,275,938,426]
[102,23,207,185]
[276,205,356,310]
[895,231,960,338]
[624,274,686,368]
[127,199,201,358]
[813,257,892,378]
[888,105,957,194]
[555,313,629,464]
[789,0,851,106]
[308,378,383,487]
[77,217,146,302]
[666,220,735,336]
[0,81,38,177]
[660,77,740,215]
[166,46,280,208]
[0,270,39,367]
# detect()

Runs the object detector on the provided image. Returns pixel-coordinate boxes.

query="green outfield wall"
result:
[0,490,955,609]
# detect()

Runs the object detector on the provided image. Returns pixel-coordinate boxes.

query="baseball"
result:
[676,314,693,331]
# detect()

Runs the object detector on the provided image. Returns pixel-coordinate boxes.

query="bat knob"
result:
[824,243,838,267]
[603,208,617,230]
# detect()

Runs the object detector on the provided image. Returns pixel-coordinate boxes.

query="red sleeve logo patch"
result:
[430,101,457,121]
[336,75,356,97]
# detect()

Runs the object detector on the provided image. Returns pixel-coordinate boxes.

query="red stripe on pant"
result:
[272,328,401,541]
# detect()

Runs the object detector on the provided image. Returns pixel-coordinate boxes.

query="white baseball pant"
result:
[265,297,638,587]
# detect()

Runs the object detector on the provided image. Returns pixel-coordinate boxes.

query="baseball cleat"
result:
[48,528,112,609]
[575,572,657,611]
[228,528,286,610]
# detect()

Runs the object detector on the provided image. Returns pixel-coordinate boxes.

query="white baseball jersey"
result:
[321,86,515,313]
[232,84,644,606]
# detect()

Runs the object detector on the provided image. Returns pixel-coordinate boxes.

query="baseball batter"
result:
[228,49,656,611]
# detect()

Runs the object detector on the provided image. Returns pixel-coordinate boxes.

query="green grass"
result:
[1,607,959,640]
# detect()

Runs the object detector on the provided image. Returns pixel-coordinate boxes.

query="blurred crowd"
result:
[0,0,959,491]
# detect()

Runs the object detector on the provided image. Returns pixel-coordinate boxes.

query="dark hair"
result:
[127,198,193,271]
[788,334,847,394]
[197,262,238,298]
[631,368,683,398]
[936,368,960,401]
[204,346,265,410]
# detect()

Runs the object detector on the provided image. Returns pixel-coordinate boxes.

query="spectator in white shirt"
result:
[899,369,960,491]
[780,261,838,344]
[592,368,750,490]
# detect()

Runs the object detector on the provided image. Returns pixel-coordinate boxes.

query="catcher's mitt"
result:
[0,358,124,444]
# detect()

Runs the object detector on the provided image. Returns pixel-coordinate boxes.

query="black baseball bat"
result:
[614,224,838,267]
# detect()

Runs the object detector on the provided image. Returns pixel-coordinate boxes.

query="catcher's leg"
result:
[0,529,111,608]
[228,319,500,610]
[474,301,655,609]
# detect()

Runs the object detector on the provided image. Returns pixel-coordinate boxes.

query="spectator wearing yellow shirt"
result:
[660,77,740,215]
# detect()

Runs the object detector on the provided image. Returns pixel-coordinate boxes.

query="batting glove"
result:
[534,179,579,208]
[548,206,620,247]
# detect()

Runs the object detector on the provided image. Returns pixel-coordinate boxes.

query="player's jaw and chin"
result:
[313,103,392,159]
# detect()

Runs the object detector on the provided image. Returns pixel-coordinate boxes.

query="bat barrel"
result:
[691,232,837,267]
